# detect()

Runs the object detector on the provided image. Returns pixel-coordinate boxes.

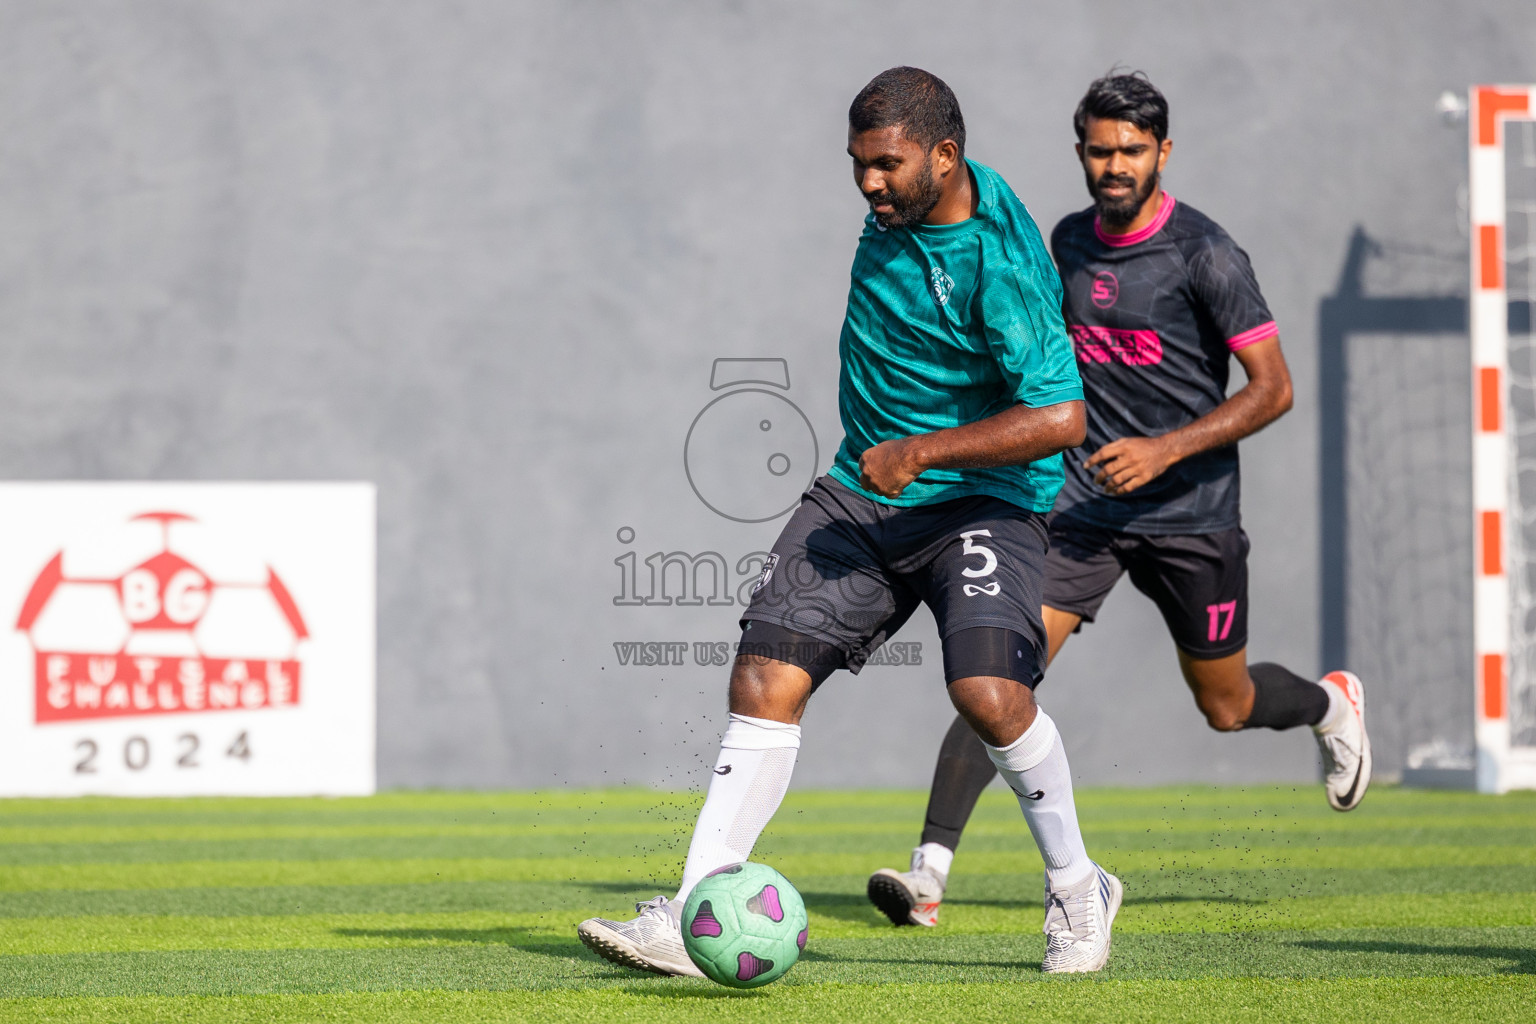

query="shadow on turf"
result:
[333,926,583,960]
[329,926,816,986]
[619,984,774,1000]
[571,881,677,894]
[609,949,1048,1000]
[800,890,891,924]
[1121,894,1261,906]
[330,924,1052,982]
[1294,938,1536,974]
[800,889,1258,926]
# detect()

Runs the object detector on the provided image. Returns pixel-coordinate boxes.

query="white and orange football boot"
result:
[1314,670,1372,811]
[867,847,947,927]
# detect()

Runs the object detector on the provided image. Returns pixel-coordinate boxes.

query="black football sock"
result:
[918,714,999,850]
[1244,662,1329,730]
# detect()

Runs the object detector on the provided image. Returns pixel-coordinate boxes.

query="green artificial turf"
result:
[0,786,1532,1021]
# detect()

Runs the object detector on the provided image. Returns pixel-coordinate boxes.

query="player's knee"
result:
[941,628,1041,745]
[1195,694,1246,732]
[727,656,796,711]
[727,622,838,722]
[1179,650,1253,732]
[947,675,1036,747]
[947,677,1007,720]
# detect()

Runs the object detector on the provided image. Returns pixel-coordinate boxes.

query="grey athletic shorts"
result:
[741,476,1050,682]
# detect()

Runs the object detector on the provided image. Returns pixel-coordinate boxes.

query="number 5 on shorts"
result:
[960,530,1001,597]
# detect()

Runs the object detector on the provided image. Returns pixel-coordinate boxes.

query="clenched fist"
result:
[1084,436,1178,495]
[859,438,924,498]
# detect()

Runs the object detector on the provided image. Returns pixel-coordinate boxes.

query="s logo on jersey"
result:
[1091,271,1119,309]
[931,267,954,306]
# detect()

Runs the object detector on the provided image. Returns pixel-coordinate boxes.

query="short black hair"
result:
[849,67,966,159]
[1073,71,1168,144]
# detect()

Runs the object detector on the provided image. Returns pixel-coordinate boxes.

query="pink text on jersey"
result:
[1069,325,1164,366]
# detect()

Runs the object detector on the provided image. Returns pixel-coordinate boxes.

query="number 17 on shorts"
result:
[1206,600,1237,644]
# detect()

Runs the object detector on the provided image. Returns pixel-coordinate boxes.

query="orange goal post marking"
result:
[1470,85,1535,792]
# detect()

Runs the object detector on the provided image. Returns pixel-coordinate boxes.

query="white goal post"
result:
[1470,84,1536,792]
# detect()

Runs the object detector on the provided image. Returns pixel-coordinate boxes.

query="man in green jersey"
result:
[579,67,1120,977]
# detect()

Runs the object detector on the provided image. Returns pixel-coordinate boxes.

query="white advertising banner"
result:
[0,483,375,796]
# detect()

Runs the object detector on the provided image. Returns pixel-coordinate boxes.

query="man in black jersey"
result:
[867,72,1372,928]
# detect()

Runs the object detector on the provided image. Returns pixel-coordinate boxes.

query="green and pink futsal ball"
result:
[681,862,809,987]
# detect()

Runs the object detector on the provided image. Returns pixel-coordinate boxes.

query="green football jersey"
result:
[828,159,1083,511]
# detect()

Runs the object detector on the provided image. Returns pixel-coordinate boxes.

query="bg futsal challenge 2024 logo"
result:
[15,511,308,724]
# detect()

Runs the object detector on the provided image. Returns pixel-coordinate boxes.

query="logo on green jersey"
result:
[930,267,954,306]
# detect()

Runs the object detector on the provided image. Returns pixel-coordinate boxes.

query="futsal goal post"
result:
[1470,84,1536,792]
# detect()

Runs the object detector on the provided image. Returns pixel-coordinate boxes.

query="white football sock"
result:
[914,841,954,880]
[983,710,1094,890]
[1314,678,1347,734]
[675,712,801,903]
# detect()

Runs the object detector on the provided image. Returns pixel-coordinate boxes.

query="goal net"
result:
[1331,87,1536,792]
[1331,233,1473,788]
[1502,115,1536,762]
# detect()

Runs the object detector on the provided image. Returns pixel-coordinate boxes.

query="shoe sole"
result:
[576,921,703,978]
[867,870,931,927]
[1324,671,1372,812]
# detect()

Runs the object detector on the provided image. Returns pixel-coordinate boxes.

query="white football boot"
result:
[1041,863,1122,974]
[867,847,947,927]
[576,895,704,977]
[1314,670,1372,812]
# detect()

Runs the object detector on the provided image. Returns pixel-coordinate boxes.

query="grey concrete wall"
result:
[1,1,1533,788]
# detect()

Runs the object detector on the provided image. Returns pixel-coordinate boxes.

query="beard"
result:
[1089,166,1160,229]
[865,157,943,228]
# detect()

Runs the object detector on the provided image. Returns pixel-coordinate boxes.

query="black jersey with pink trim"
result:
[1049,194,1276,534]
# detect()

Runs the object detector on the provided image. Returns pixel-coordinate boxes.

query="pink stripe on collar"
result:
[1094,192,1176,247]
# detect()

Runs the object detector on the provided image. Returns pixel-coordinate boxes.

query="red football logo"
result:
[15,512,308,723]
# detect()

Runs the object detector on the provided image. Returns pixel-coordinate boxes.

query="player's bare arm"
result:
[1086,338,1293,495]
[859,400,1087,498]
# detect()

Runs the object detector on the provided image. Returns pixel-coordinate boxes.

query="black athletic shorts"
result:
[1043,515,1250,659]
[741,476,1050,684]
